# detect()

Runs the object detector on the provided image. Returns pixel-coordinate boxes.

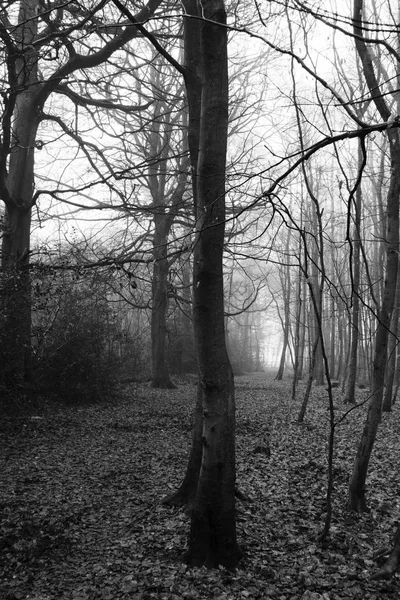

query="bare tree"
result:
[0,0,164,405]
[348,0,400,512]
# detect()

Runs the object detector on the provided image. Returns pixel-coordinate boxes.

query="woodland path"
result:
[1,374,400,599]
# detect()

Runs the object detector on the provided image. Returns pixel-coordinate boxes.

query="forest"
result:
[1,0,400,598]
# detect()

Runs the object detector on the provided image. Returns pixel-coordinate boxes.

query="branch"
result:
[353,0,391,121]
[35,0,165,105]
[182,13,367,127]
[239,119,400,220]
[110,0,186,78]
[55,83,154,113]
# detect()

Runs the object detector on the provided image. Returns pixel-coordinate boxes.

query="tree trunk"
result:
[348,0,400,512]
[0,0,172,410]
[185,0,240,569]
[372,525,400,580]
[163,0,240,568]
[345,140,363,404]
[328,295,336,379]
[348,144,400,509]
[382,267,400,411]
[275,245,291,381]
[163,384,203,506]
[161,0,202,503]
[297,331,319,423]
[348,131,400,510]
[1,1,40,407]
[292,266,303,400]
[151,215,176,389]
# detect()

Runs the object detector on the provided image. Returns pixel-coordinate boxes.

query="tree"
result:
[184,0,240,568]
[344,139,364,404]
[372,525,400,580]
[0,0,164,406]
[115,0,240,566]
[274,230,293,381]
[348,0,400,512]
[122,53,190,388]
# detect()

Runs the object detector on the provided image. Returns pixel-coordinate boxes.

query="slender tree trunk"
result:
[328,295,336,378]
[275,330,289,381]
[161,0,202,504]
[292,266,303,400]
[297,331,319,423]
[345,140,363,404]
[242,311,250,372]
[276,243,291,381]
[151,215,176,388]
[298,273,307,380]
[312,293,324,386]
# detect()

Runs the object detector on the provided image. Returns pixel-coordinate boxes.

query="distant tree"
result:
[273,230,293,381]
[117,51,190,388]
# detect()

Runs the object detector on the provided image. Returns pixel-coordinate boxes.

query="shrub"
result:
[32,272,120,404]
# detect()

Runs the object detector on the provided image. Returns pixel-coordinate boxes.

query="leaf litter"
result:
[1,374,400,599]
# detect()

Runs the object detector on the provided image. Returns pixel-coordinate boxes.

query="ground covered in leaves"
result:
[1,374,400,600]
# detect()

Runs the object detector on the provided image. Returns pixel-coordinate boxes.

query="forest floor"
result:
[1,373,400,600]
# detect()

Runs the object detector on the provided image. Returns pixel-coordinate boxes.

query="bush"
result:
[32,272,120,404]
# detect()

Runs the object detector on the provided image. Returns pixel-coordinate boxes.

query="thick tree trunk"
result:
[1,206,33,400]
[163,384,203,506]
[185,0,240,569]
[382,270,400,411]
[159,0,239,566]
[348,0,400,512]
[348,131,400,511]
[1,1,40,406]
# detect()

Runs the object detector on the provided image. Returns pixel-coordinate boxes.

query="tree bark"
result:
[275,240,291,381]
[1,0,40,405]
[372,525,400,580]
[348,134,400,510]
[184,0,240,568]
[292,266,303,400]
[151,214,176,388]
[163,383,203,506]
[161,0,203,505]
[345,140,363,404]
[348,0,400,512]
[382,267,400,411]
